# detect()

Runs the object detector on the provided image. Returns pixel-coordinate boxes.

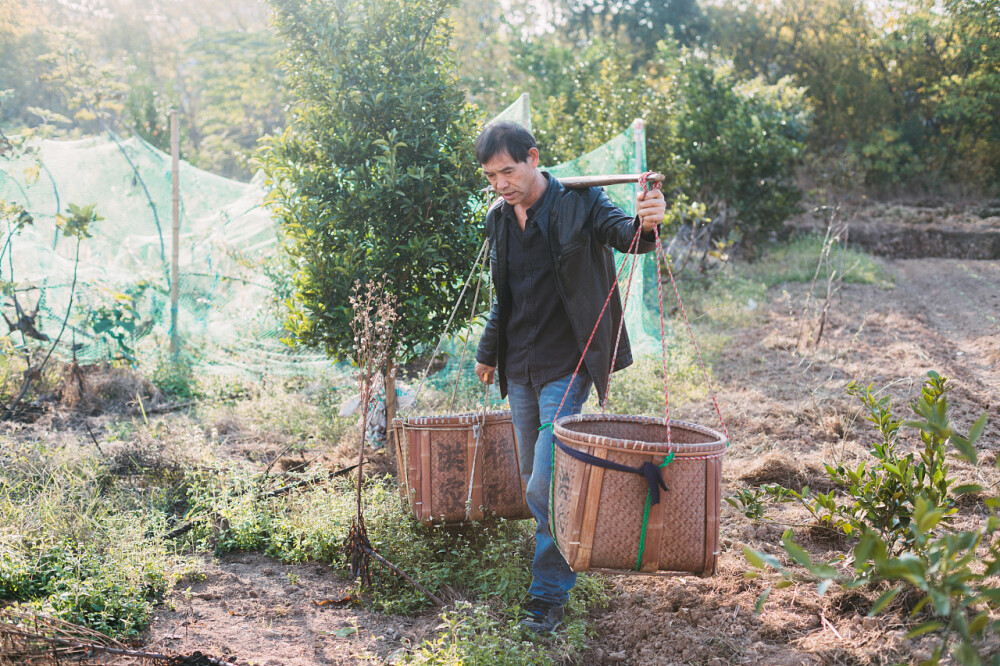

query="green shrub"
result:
[0,515,173,638]
[741,371,994,664]
[150,352,202,401]
[669,66,811,246]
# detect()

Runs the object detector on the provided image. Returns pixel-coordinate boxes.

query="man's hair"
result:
[475,121,537,164]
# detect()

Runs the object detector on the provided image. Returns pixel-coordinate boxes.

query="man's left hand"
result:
[637,188,666,234]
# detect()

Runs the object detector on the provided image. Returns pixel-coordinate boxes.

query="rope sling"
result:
[395,172,727,557]
[544,172,728,571]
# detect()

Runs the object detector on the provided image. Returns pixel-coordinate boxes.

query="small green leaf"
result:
[969,412,987,447]
[927,588,951,616]
[868,586,901,616]
[969,611,989,636]
[910,596,932,617]
[781,535,813,568]
[754,588,771,615]
[744,547,780,570]
[905,621,945,639]
[950,642,980,665]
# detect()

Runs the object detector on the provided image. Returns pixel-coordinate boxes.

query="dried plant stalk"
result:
[343,278,398,581]
[0,607,233,665]
[338,279,441,607]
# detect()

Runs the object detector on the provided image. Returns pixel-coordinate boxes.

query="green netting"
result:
[492,93,532,132]
[0,134,327,375]
[0,94,660,386]
[546,118,660,355]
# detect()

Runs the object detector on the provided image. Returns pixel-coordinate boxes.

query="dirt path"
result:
[143,258,999,665]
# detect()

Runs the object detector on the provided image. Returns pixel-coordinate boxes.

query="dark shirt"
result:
[502,176,579,386]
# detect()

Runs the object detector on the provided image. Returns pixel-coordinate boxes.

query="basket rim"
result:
[553,413,728,457]
[392,410,512,427]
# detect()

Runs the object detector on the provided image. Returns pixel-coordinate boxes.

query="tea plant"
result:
[742,371,993,664]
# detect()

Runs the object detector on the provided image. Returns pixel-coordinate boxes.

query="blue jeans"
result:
[507,372,592,606]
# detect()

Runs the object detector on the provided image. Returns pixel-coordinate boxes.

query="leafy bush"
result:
[0,430,190,640]
[263,0,484,366]
[149,351,202,401]
[669,65,811,246]
[518,39,809,250]
[0,516,173,638]
[740,371,994,664]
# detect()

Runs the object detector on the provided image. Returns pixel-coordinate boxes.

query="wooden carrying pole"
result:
[556,172,663,189]
[483,172,663,194]
[170,109,180,354]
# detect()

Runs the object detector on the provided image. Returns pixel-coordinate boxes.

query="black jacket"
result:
[475,174,657,402]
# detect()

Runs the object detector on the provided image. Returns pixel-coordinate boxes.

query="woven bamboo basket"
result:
[551,414,727,576]
[391,411,532,525]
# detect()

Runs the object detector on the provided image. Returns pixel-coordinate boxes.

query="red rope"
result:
[547,223,644,428]
[653,226,729,441]
[546,170,728,445]
[604,243,642,413]
[604,172,660,413]
[647,179,672,448]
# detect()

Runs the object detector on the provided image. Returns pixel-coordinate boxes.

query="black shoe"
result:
[519,598,565,634]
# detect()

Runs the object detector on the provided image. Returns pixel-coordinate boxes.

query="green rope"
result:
[635,452,675,571]
[544,419,559,546]
[549,432,559,548]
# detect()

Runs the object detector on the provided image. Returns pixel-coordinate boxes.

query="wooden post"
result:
[170,109,180,355]
[384,361,397,454]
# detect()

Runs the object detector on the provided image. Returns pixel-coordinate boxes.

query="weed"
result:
[403,600,591,665]
[744,233,888,288]
[150,351,202,401]
[178,465,608,621]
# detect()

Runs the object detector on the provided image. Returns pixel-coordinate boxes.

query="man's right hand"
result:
[475,362,496,385]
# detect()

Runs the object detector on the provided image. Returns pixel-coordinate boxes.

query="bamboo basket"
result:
[551,414,727,576]
[391,411,532,525]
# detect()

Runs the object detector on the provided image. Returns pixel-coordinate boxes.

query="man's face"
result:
[481,148,540,208]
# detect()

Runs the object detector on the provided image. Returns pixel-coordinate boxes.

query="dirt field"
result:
[580,257,1000,666]
[127,255,1000,665]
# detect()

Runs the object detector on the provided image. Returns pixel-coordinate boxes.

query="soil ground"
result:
[786,203,1000,259]
[129,254,999,665]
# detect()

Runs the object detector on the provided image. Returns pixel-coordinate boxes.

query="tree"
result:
[556,0,707,52]
[933,0,1000,185]
[262,0,483,398]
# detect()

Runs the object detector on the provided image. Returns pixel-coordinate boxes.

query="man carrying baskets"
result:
[473,122,666,634]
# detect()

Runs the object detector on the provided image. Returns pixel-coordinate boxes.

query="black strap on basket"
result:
[555,438,669,505]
